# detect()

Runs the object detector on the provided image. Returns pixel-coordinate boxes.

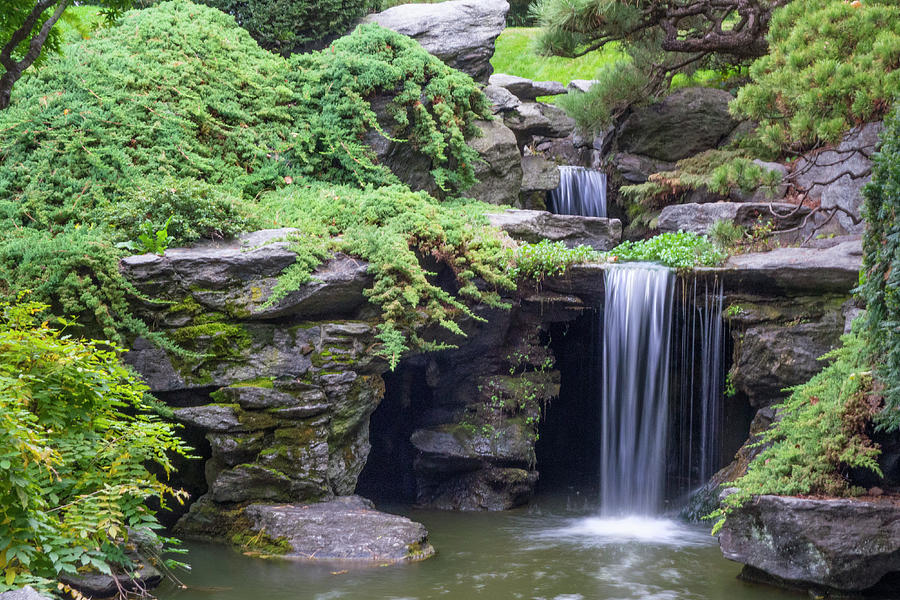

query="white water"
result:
[600,264,675,516]
[548,166,608,218]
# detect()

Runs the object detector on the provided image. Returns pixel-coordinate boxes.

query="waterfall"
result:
[548,166,607,218]
[600,264,675,516]
[671,275,726,494]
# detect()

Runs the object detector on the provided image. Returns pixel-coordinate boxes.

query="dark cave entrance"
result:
[355,362,431,504]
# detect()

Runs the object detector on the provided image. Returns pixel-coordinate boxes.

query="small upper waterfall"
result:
[600,264,675,516]
[548,166,608,218]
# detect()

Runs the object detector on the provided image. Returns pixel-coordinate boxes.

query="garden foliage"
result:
[862,108,900,430]
[0,300,190,591]
[0,1,494,358]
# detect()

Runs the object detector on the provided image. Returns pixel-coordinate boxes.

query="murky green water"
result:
[157,497,796,600]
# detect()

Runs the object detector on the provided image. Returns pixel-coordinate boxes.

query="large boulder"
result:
[615,87,739,162]
[519,155,560,209]
[793,121,882,234]
[466,119,523,205]
[504,102,577,148]
[361,0,509,83]
[657,202,810,234]
[487,209,622,251]
[720,495,900,593]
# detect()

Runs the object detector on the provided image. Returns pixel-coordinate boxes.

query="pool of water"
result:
[156,497,797,600]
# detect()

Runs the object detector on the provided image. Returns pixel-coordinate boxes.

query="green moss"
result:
[229,377,276,389]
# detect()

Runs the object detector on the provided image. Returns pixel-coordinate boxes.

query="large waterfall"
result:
[548,166,607,218]
[600,264,675,516]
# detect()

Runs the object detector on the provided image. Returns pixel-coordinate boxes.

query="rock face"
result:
[519,155,560,209]
[657,202,810,235]
[615,87,739,162]
[720,495,900,593]
[503,102,576,149]
[0,588,53,600]
[466,119,523,206]
[793,122,882,234]
[486,209,623,250]
[361,0,509,83]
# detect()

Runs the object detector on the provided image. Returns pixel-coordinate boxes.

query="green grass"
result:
[491,27,623,86]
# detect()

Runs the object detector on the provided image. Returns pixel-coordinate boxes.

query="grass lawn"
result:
[490,27,624,85]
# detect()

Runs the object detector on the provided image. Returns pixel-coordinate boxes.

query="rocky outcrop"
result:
[0,588,54,600]
[487,209,622,250]
[792,122,882,234]
[657,201,810,235]
[466,119,523,206]
[488,73,566,100]
[720,495,900,593]
[361,0,508,83]
[614,88,739,163]
[519,155,559,209]
[503,102,576,149]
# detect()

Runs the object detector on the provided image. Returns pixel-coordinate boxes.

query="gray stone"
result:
[567,79,597,93]
[215,385,327,411]
[483,84,520,113]
[466,118,523,205]
[504,102,576,147]
[174,404,243,432]
[792,122,882,233]
[242,496,434,562]
[487,209,622,251]
[416,466,539,510]
[657,202,810,234]
[719,495,900,592]
[0,588,53,600]
[616,87,738,162]
[411,422,535,474]
[612,152,675,184]
[361,0,508,83]
[60,563,162,599]
[705,239,863,295]
[520,155,560,192]
[488,73,566,100]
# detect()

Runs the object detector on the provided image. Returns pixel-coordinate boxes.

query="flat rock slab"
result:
[700,239,862,294]
[487,209,622,251]
[720,495,900,592]
[488,73,566,100]
[244,496,434,563]
[658,201,810,234]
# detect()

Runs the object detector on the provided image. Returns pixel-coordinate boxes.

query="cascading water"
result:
[600,264,675,516]
[548,166,608,218]
[670,275,726,493]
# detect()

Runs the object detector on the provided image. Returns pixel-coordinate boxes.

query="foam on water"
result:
[539,516,709,548]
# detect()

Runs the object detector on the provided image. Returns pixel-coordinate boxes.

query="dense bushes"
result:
[862,108,900,429]
[0,1,494,356]
[0,301,190,592]
[194,0,379,54]
[732,0,900,156]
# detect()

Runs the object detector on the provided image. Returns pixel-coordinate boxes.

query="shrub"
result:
[194,0,379,54]
[862,108,900,430]
[710,330,882,533]
[731,0,900,156]
[708,219,746,251]
[0,300,190,592]
[604,231,727,269]
[506,239,600,281]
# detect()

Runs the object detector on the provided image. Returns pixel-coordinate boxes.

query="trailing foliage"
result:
[506,239,600,282]
[862,108,900,430]
[256,184,514,369]
[710,331,882,533]
[0,300,190,592]
[0,1,491,353]
[732,0,900,156]
[604,231,726,269]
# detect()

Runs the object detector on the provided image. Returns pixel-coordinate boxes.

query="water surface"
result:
[157,497,796,600]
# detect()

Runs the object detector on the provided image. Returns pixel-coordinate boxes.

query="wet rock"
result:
[174,404,243,432]
[488,73,566,100]
[657,202,810,234]
[59,563,162,599]
[616,87,738,162]
[466,118,523,205]
[242,496,434,562]
[519,155,560,210]
[719,495,900,592]
[792,122,882,234]
[361,0,508,83]
[417,466,539,510]
[486,209,622,250]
